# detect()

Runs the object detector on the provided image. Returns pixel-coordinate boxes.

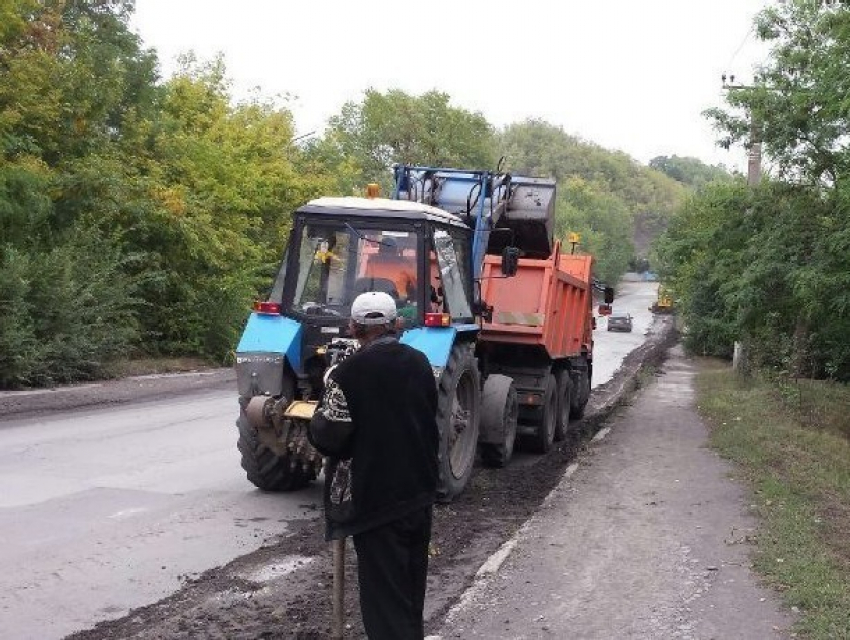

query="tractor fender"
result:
[235,313,302,397]
[401,325,478,377]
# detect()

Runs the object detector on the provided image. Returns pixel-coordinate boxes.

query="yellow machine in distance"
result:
[650,285,675,314]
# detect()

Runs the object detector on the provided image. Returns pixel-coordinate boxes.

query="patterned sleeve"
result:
[308,373,355,458]
[319,376,352,423]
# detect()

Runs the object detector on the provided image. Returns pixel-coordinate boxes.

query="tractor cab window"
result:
[433,228,472,320]
[290,222,420,324]
[267,248,289,303]
[294,226,351,317]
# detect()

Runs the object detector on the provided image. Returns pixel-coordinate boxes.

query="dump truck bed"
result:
[479,243,593,359]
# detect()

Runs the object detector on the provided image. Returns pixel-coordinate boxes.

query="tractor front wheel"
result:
[237,408,312,491]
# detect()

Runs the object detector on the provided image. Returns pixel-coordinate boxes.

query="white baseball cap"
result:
[351,291,398,325]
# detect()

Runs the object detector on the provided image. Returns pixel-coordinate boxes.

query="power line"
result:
[726,24,755,71]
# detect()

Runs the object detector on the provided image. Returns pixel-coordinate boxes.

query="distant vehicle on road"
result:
[607,312,633,333]
[650,285,675,314]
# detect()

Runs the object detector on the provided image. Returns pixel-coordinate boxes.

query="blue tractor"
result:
[234,165,560,501]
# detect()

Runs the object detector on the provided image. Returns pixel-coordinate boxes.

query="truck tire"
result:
[237,410,311,491]
[436,343,481,502]
[554,371,572,442]
[528,373,557,454]
[479,374,518,468]
[570,361,592,419]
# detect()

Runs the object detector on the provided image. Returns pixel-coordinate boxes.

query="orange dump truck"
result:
[386,164,609,473]
[476,243,595,463]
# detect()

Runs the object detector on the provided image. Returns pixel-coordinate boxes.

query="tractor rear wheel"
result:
[480,374,518,468]
[237,409,311,491]
[436,343,481,502]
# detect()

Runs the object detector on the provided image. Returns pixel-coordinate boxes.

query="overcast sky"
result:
[130,1,773,171]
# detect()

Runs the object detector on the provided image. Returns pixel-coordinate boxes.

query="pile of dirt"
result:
[64,320,676,639]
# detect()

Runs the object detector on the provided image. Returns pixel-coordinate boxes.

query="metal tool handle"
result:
[332,537,346,639]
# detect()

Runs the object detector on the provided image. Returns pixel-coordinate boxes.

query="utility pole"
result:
[722,74,762,186]
[747,119,762,186]
[722,74,761,373]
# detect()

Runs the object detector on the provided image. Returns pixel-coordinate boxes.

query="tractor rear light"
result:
[424,313,451,327]
[253,301,281,315]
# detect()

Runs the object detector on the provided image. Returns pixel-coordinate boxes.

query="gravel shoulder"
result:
[0,369,235,420]
[433,345,794,639]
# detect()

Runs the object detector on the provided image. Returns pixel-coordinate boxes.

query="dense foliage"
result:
[657,1,850,381]
[0,1,691,387]
[0,1,324,385]
[649,155,734,189]
[323,89,497,193]
[498,120,687,283]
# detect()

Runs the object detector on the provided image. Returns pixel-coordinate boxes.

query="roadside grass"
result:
[695,361,850,639]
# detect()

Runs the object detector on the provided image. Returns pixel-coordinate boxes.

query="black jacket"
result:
[308,336,439,540]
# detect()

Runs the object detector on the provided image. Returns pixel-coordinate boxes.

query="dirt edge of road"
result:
[0,369,236,420]
[61,317,677,640]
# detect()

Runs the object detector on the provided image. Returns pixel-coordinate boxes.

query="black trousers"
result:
[352,506,433,640]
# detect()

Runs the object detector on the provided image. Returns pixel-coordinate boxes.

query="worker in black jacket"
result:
[308,291,439,640]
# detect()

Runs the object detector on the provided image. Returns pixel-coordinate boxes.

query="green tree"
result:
[679,0,850,379]
[555,176,634,284]
[114,54,318,357]
[498,120,686,281]
[657,178,850,380]
[326,88,497,189]
[0,0,149,386]
[705,1,850,186]
[648,155,734,189]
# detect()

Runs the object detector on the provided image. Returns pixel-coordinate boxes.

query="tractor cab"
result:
[276,198,474,327]
[255,197,475,398]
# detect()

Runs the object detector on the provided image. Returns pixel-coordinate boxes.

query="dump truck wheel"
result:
[237,410,310,491]
[570,362,591,419]
[554,371,572,442]
[436,343,481,502]
[480,374,518,468]
[528,373,557,454]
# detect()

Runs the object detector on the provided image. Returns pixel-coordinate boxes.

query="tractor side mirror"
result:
[604,286,615,304]
[501,246,520,277]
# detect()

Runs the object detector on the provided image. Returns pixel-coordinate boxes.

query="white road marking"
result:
[243,556,314,583]
[592,427,611,442]
[107,507,148,519]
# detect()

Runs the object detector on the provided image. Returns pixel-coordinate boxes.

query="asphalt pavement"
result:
[0,277,668,639]
[428,345,794,640]
[591,276,658,390]
[0,390,322,640]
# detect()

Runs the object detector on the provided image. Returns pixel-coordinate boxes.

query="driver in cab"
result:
[363,237,417,303]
